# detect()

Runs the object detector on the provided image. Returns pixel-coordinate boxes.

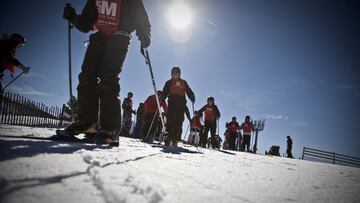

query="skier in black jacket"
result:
[287,136,293,158]
[121,92,136,137]
[62,0,151,145]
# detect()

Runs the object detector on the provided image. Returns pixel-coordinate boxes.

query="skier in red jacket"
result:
[240,115,254,152]
[226,116,240,150]
[142,91,168,141]
[198,97,221,148]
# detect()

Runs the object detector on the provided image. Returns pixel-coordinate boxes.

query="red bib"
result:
[94,0,122,35]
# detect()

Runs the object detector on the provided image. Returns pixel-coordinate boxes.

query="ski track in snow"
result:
[0,124,360,203]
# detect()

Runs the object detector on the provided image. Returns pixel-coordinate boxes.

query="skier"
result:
[62,0,151,145]
[162,67,195,146]
[0,33,29,93]
[226,117,240,150]
[240,115,254,152]
[131,102,144,138]
[286,135,293,158]
[223,128,230,150]
[142,91,168,141]
[235,132,242,151]
[121,92,136,137]
[198,97,221,148]
[188,110,203,145]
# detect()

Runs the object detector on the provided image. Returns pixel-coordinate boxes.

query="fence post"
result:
[302,147,305,160]
[19,96,24,126]
[13,94,20,125]
[0,92,6,123]
[35,102,40,126]
[30,100,36,127]
[6,92,13,124]
[333,152,336,164]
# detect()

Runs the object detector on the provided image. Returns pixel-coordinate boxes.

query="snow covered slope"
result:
[0,125,359,203]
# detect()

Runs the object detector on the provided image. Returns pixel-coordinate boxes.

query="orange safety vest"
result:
[169,79,186,97]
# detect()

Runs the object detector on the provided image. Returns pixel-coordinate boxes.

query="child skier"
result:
[62,0,151,146]
[198,97,221,148]
[131,103,144,138]
[286,135,293,158]
[226,117,240,150]
[121,92,136,137]
[188,111,203,146]
[240,115,254,152]
[162,67,195,146]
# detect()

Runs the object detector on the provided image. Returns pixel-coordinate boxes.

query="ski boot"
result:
[171,141,178,147]
[54,121,96,140]
[94,130,120,147]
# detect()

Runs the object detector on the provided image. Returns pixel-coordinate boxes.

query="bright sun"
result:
[167,1,192,30]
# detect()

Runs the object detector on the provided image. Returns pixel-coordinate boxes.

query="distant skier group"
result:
[121,79,257,152]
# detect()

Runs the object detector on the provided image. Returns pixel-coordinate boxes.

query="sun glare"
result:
[167,1,192,30]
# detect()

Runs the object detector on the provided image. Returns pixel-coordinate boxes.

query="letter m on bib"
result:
[94,0,122,35]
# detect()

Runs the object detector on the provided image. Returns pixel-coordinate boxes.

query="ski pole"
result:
[2,67,30,91]
[143,49,166,142]
[66,3,74,121]
[145,111,158,141]
[183,122,190,141]
[191,102,197,145]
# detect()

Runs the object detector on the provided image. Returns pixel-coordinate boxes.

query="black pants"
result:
[77,32,130,130]
[166,98,185,142]
[241,135,251,152]
[201,120,216,148]
[142,112,158,139]
[121,111,132,137]
[228,132,237,150]
[287,147,293,158]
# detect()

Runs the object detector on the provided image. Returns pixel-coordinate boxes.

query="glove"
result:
[63,5,76,21]
[18,64,29,74]
[140,34,151,49]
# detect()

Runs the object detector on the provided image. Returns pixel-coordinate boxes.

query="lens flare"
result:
[167,1,192,30]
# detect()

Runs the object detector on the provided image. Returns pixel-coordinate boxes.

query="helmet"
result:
[128,92,133,96]
[232,116,236,120]
[245,115,250,121]
[171,66,181,74]
[207,97,214,102]
[10,33,26,46]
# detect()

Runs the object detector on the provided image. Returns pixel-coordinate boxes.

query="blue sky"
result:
[1,0,359,158]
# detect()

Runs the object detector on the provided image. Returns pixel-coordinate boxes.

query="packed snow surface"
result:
[0,125,359,203]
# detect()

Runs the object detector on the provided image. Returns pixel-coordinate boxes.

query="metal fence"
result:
[0,92,71,127]
[302,147,360,168]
